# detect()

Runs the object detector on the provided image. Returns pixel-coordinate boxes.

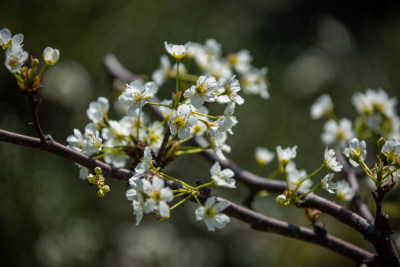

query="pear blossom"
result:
[321,118,354,148]
[343,138,367,167]
[286,162,312,190]
[43,47,60,65]
[211,131,231,160]
[209,102,238,136]
[195,196,230,232]
[216,75,244,105]
[228,49,252,74]
[184,75,218,108]
[210,162,236,188]
[276,145,297,165]
[336,180,355,201]
[0,28,12,49]
[5,45,28,73]
[352,88,397,117]
[151,55,171,86]
[118,80,158,114]
[0,28,23,50]
[81,123,103,156]
[241,67,269,99]
[169,104,198,139]
[86,96,109,123]
[145,121,164,152]
[142,176,173,218]
[322,173,339,194]
[324,148,343,172]
[381,139,400,163]
[310,94,333,119]
[255,147,275,166]
[164,41,190,60]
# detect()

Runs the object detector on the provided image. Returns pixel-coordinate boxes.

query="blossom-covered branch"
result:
[0,128,376,264]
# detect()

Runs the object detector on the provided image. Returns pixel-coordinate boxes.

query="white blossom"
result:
[322,173,339,194]
[195,196,230,232]
[286,162,312,190]
[324,147,343,172]
[43,47,60,65]
[142,176,173,218]
[5,45,28,73]
[343,138,367,167]
[169,104,198,139]
[216,75,244,105]
[352,88,397,117]
[321,118,354,148]
[118,81,158,114]
[184,75,218,108]
[210,162,236,188]
[228,49,252,74]
[336,180,355,201]
[241,67,269,99]
[276,145,297,165]
[164,41,190,60]
[211,132,231,160]
[255,147,275,166]
[86,96,109,123]
[382,139,400,163]
[310,94,333,119]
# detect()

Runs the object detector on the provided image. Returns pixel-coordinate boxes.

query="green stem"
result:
[176,147,208,155]
[159,172,192,190]
[35,64,49,80]
[192,111,219,120]
[194,195,202,206]
[268,168,281,179]
[13,72,24,83]
[176,60,181,94]
[295,164,325,192]
[195,181,214,190]
[147,102,173,109]
[358,158,377,182]
[170,194,193,211]
[296,183,322,200]
[383,166,400,180]
[173,191,189,198]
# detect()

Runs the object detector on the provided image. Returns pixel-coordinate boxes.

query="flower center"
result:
[205,207,218,218]
[195,83,208,96]
[173,117,186,130]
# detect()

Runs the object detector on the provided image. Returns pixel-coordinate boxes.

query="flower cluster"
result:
[0,28,59,93]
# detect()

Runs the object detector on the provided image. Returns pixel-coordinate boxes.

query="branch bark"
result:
[0,128,376,265]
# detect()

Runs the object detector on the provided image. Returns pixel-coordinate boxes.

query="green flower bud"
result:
[94,167,102,175]
[101,185,111,193]
[377,137,386,153]
[275,194,288,205]
[87,174,96,184]
[98,189,105,197]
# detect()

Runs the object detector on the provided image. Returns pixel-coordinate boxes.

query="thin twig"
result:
[27,94,49,146]
[0,128,376,264]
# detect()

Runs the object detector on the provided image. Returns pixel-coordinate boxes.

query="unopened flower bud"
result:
[101,185,111,193]
[94,167,102,175]
[349,148,361,164]
[87,173,96,184]
[377,137,386,153]
[276,194,288,205]
[43,47,60,66]
[98,189,105,197]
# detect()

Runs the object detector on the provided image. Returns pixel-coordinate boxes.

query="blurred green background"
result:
[1,0,400,266]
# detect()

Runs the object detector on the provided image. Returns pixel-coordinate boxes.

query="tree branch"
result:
[102,54,399,266]
[0,128,376,265]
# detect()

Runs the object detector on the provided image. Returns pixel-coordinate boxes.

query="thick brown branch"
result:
[102,54,399,266]
[0,128,376,264]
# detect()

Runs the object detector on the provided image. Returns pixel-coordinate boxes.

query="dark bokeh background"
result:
[1,0,400,266]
